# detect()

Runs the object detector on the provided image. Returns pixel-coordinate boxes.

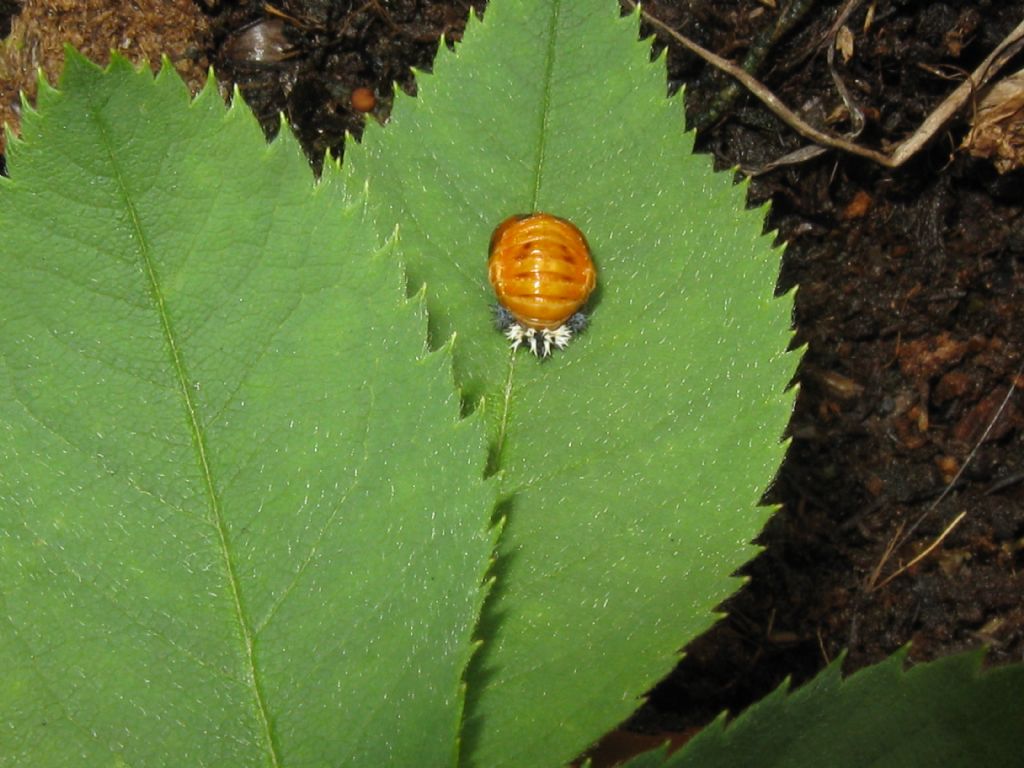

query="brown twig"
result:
[262,2,306,27]
[825,0,867,140]
[623,2,1024,170]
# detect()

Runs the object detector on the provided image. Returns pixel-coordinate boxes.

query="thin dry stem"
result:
[872,511,968,592]
[625,2,1024,170]
[865,521,904,592]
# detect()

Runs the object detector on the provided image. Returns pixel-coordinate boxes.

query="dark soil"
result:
[631,0,1024,748]
[2,0,1022,762]
[205,0,477,174]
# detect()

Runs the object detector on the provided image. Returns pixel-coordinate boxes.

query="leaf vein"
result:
[90,108,282,765]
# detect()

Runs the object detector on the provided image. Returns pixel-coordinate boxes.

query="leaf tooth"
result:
[222,84,271,147]
[105,49,143,76]
[190,68,225,112]
[267,111,305,163]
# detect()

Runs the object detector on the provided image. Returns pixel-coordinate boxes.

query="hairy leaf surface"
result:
[0,52,495,767]
[345,1,799,765]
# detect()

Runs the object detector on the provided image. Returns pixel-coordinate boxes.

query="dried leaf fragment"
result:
[836,25,855,64]
[963,68,1024,173]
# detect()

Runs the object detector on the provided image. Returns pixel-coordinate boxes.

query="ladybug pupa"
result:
[487,213,597,357]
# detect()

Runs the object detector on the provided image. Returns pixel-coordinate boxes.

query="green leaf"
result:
[632,649,1024,768]
[345,1,798,765]
[0,51,495,766]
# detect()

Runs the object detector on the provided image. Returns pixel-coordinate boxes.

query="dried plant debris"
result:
[0,0,210,152]
[963,68,1024,173]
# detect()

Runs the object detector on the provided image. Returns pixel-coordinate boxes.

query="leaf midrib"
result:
[490,0,563,480]
[90,103,281,765]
